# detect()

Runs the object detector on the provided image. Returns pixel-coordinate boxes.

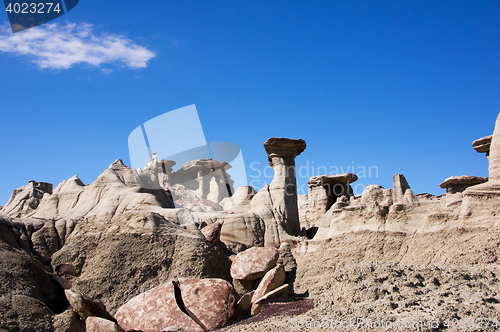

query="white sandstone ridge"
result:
[3,159,174,221]
[2,122,500,254]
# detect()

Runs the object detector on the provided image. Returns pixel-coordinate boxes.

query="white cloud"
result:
[0,22,156,69]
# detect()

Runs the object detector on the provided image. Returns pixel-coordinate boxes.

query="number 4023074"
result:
[5,2,62,14]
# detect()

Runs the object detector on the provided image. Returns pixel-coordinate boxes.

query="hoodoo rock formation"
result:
[473,134,492,156]
[249,137,306,247]
[1,114,500,331]
[264,137,306,236]
[465,112,500,196]
[439,175,488,194]
[306,173,358,228]
[1,180,53,217]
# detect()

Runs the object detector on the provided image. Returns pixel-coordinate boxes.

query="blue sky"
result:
[1,0,499,204]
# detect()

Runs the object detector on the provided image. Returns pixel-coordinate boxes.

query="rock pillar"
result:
[466,112,500,195]
[488,113,500,181]
[264,137,306,236]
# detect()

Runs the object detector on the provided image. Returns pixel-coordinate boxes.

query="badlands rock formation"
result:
[249,137,306,247]
[473,134,492,156]
[1,180,52,217]
[1,115,500,331]
[465,112,500,196]
[305,173,358,229]
[439,175,488,193]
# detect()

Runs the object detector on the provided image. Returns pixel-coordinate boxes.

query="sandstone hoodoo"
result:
[174,158,234,202]
[392,173,413,205]
[439,175,488,194]
[249,137,307,247]
[306,173,358,227]
[466,112,500,196]
[473,134,492,155]
[2,114,500,331]
[264,137,306,237]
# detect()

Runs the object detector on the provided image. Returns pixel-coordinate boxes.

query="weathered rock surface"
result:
[115,278,234,332]
[85,316,125,332]
[277,242,297,295]
[230,247,279,281]
[213,212,265,252]
[1,180,52,217]
[220,185,256,213]
[51,212,232,314]
[306,173,358,227]
[0,239,69,331]
[0,214,77,264]
[250,264,286,315]
[177,278,235,330]
[473,134,492,154]
[4,160,175,221]
[52,309,86,332]
[200,221,221,244]
[115,282,204,332]
[308,174,427,244]
[55,263,78,277]
[249,185,302,248]
[64,289,115,321]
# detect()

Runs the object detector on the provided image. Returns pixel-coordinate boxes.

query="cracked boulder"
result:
[115,278,234,332]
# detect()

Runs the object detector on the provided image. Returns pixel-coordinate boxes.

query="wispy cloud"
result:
[0,22,156,69]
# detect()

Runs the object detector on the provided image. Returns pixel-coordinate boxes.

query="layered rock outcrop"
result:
[1,180,52,217]
[2,160,175,221]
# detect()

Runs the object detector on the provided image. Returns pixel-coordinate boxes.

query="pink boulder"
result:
[115,278,235,332]
[85,317,125,332]
[200,222,222,244]
[250,264,286,316]
[115,282,203,332]
[178,278,235,331]
[230,247,279,281]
